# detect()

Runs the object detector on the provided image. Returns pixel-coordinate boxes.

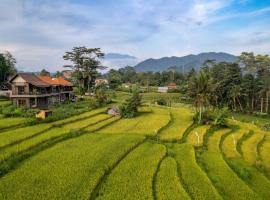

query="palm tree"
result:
[188,71,212,123]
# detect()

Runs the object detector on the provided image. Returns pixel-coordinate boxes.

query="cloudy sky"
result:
[0,0,270,72]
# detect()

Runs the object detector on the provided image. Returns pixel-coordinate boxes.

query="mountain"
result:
[105,53,137,60]
[102,53,138,70]
[134,52,237,72]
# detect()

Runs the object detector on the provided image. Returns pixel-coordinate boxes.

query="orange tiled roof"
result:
[52,77,72,86]
[38,76,72,86]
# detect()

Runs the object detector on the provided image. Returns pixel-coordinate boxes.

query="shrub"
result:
[0,105,38,118]
[156,98,167,106]
[94,83,113,105]
[193,108,228,126]
[120,91,142,118]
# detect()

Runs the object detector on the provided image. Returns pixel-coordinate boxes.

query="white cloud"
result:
[0,0,269,71]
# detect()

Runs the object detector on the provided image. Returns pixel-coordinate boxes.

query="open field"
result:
[0,101,270,200]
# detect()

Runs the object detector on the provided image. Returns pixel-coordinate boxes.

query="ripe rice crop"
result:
[0,134,144,200]
[0,114,111,162]
[198,152,260,200]
[222,128,248,158]
[51,107,107,125]
[97,107,170,136]
[187,125,210,147]
[172,143,222,200]
[95,142,166,200]
[160,107,193,141]
[156,157,190,200]
[241,132,264,165]
[261,136,270,177]
[0,124,51,148]
[0,117,33,130]
[208,129,231,152]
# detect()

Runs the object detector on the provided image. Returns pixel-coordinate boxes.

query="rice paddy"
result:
[0,102,269,200]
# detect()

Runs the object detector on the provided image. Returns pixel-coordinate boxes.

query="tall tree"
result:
[63,47,105,94]
[40,69,50,76]
[0,51,17,85]
[188,71,212,123]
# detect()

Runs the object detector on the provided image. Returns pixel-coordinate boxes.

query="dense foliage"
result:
[186,53,270,116]
[120,91,142,118]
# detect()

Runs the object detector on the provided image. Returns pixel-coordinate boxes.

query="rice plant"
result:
[95,142,166,200]
[0,134,144,200]
[155,157,190,200]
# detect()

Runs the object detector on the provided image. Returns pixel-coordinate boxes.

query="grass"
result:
[261,136,270,177]
[172,143,222,200]
[94,142,166,200]
[232,112,270,130]
[155,156,190,200]
[97,107,170,136]
[160,107,194,141]
[0,134,144,200]
[226,158,270,200]
[141,92,181,103]
[187,125,211,147]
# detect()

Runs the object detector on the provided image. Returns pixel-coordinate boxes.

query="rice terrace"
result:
[0,90,270,200]
[1,0,270,199]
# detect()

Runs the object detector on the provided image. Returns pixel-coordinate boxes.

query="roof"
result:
[52,77,72,86]
[39,76,72,86]
[10,73,50,87]
[38,76,58,85]
[168,83,177,86]
[10,73,72,87]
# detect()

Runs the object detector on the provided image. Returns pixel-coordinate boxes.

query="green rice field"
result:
[0,99,270,200]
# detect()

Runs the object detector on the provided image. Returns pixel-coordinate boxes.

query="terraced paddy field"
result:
[0,104,270,200]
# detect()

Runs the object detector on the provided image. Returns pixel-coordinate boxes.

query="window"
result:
[18,86,25,94]
[18,99,26,107]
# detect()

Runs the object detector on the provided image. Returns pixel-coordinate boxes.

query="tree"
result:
[40,69,50,76]
[120,90,142,118]
[107,69,122,89]
[188,71,212,123]
[54,71,63,77]
[0,51,17,85]
[63,47,105,94]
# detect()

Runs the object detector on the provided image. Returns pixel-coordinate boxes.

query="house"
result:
[0,84,11,97]
[158,87,168,93]
[62,70,72,79]
[168,82,177,89]
[9,73,74,109]
[95,78,108,86]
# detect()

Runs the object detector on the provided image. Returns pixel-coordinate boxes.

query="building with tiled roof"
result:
[9,73,74,109]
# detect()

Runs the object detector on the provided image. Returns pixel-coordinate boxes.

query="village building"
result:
[168,82,177,89]
[157,87,168,93]
[95,78,108,86]
[9,73,74,109]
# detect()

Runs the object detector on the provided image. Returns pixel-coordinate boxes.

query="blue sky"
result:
[0,0,270,71]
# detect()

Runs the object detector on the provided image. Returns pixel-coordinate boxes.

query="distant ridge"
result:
[134,52,237,72]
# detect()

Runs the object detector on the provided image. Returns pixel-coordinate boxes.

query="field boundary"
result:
[152,145,168,200]
[89,139,146,200]
[236,130,254,156]
[0,116,118,178]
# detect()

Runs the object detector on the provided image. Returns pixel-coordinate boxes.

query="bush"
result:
[193,108,228,126]
[0,105,39,118]
[95,83,113,105]
[120,91,142,118]
[156,99,167,106]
